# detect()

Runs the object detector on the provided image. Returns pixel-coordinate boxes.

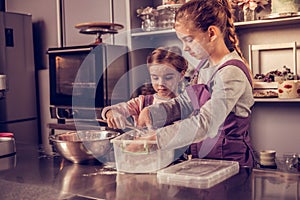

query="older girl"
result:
[137,0,255,167]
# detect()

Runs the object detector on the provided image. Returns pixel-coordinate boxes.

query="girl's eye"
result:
[165,75,175,80]
[151,75,158,80]
[184,36,193,43]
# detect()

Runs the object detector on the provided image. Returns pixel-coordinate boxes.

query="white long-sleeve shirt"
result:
[101,93,172,124]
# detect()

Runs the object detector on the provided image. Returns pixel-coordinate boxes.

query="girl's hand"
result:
[106,110,128,129]
[124,130,157,153]
[137,107,153,129]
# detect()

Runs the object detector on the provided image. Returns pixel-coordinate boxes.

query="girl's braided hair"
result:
[175,0,252,79]
[147,46,188,73]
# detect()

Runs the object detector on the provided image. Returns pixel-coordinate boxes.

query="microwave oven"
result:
[47,44,129,120]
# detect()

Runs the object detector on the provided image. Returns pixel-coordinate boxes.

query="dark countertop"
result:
[0,143,299,200]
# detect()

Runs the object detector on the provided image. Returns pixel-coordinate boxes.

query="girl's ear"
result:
[180,70,186,80]
[207,26,218,42]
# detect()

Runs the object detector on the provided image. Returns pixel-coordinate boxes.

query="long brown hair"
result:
[147,46,188,74]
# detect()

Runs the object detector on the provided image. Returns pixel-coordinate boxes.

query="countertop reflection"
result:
[0,143,299,200]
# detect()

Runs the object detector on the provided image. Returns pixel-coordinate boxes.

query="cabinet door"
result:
[63,0,112,46]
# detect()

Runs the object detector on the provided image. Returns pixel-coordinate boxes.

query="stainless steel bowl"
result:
[50,130,120,164]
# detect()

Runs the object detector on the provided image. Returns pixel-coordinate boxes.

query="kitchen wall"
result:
[236,23,300,155]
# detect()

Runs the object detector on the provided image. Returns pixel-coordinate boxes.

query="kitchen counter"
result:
[0,143,299,200]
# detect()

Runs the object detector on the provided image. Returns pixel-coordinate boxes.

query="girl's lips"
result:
[189,52,196,57]
[157,88,170,94]
[157,89,167,92]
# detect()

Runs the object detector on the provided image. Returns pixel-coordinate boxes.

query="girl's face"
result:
[149,63,183,98]
[175,22,211,61]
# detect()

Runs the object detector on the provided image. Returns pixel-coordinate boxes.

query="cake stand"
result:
[75,22,124,44]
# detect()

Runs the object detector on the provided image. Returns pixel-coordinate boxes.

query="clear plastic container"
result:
[111,130,174,173]
[157,159,240,189]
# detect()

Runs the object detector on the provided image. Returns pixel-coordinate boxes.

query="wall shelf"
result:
[254,98,300,102]
[130,16,300,37]
[131,28,175,37]
[234,16,300,30]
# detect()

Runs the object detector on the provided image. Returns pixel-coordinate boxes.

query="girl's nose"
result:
[182,42,190,52]
[158,78,166,86]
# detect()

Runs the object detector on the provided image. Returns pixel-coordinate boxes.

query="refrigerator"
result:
[0,11,38,144]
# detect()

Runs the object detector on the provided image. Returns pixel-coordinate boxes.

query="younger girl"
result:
[101,46,188,130]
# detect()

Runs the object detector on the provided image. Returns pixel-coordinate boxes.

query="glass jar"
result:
[243,8,255,21]
[140,14,156,31]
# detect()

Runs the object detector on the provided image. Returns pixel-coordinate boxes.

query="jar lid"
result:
[0,132,14,138]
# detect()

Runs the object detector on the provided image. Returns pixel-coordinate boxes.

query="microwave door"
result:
[73,51,99,108]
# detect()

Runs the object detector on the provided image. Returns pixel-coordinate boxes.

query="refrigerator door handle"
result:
[0,74,6,91]
[0,74,7,99]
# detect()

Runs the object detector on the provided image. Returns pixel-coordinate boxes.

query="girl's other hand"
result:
[137,107,152,129]
[106,110,128,129]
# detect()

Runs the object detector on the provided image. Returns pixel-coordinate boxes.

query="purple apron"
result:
[186,59,255,167]
[143,94,154,107]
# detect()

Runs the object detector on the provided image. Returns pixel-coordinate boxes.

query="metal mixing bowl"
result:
[50,130,120,164]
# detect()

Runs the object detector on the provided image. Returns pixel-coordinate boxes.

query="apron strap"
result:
[143,94,154,107]
[208,59,252,85]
